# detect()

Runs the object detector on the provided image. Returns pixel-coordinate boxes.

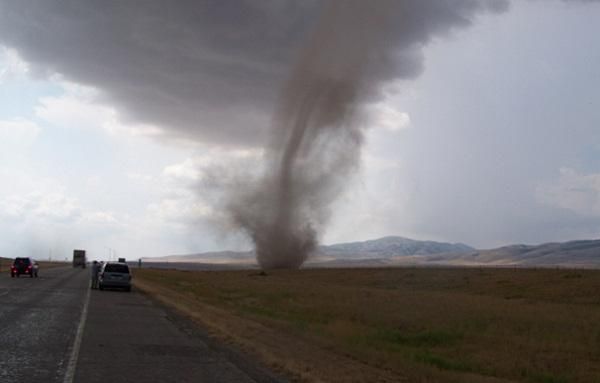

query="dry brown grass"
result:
[134,267,600,383]
[0,258,10,270]
[0,257,68,272]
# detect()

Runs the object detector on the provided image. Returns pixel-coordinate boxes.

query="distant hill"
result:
[148,250,254,264]
[146,236,474,264]
[443,239,600,268]
[145,237,600,269]
[317,236,474,260]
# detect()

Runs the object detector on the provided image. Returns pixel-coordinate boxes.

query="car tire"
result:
[11,273,14,278]
[99,284,104,291]
[30,273,33,278]
[125,286,132,292]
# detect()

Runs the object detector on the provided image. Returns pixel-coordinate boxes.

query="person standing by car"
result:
[90,260,100,289]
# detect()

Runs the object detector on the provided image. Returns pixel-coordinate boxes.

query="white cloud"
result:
[126,172,154,182]
[163,158,202,182]
[365,102,410,132]
[362,151,403,172]
[31,193,81,222]
[147,197,213,225]
[163,148,263,184]
[34,81,164,138]
[0,118,41,145]
[148,148,264,231]
[0,46,29,83]
[81,211,118,225]
[35,88,115,131]
[324,147,416,244]
[0,187,130,260]
[0,192,80,223]
[0,189,124,227]
[536,167,600,216]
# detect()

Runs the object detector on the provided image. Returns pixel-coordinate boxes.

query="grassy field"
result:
[134,267,600,383]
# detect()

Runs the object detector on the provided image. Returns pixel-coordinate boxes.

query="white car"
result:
[98,262,132,291]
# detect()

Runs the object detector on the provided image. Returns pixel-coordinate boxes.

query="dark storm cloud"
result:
[0,0,319,144]
[0,0,508,146]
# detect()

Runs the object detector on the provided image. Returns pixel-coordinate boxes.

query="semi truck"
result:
[73,249,86,268]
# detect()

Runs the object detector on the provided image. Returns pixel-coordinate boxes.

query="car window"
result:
[14,258,31,265]
[104,264,129,273]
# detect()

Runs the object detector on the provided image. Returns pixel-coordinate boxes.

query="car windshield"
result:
[104,264,129,274]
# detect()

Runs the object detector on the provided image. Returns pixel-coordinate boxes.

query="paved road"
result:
[0,266,87,382]
[0,266,281,383]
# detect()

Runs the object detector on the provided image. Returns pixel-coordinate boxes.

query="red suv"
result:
[11,257,39,278]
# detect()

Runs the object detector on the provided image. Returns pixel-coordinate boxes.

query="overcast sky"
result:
[1,0,599,260]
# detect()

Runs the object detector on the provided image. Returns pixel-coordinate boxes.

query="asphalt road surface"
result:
[0,266,282,383]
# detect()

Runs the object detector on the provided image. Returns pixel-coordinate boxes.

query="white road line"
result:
[63,286,91,383]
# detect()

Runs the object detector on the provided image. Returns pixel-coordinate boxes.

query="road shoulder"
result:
[74,286,283,383]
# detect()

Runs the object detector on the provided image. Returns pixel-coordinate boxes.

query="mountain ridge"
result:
[146,236,475,263]
[144,236,600,268]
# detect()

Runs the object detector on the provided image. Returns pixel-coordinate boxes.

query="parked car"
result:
[11,257,38,278]
[99,262,131,291]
